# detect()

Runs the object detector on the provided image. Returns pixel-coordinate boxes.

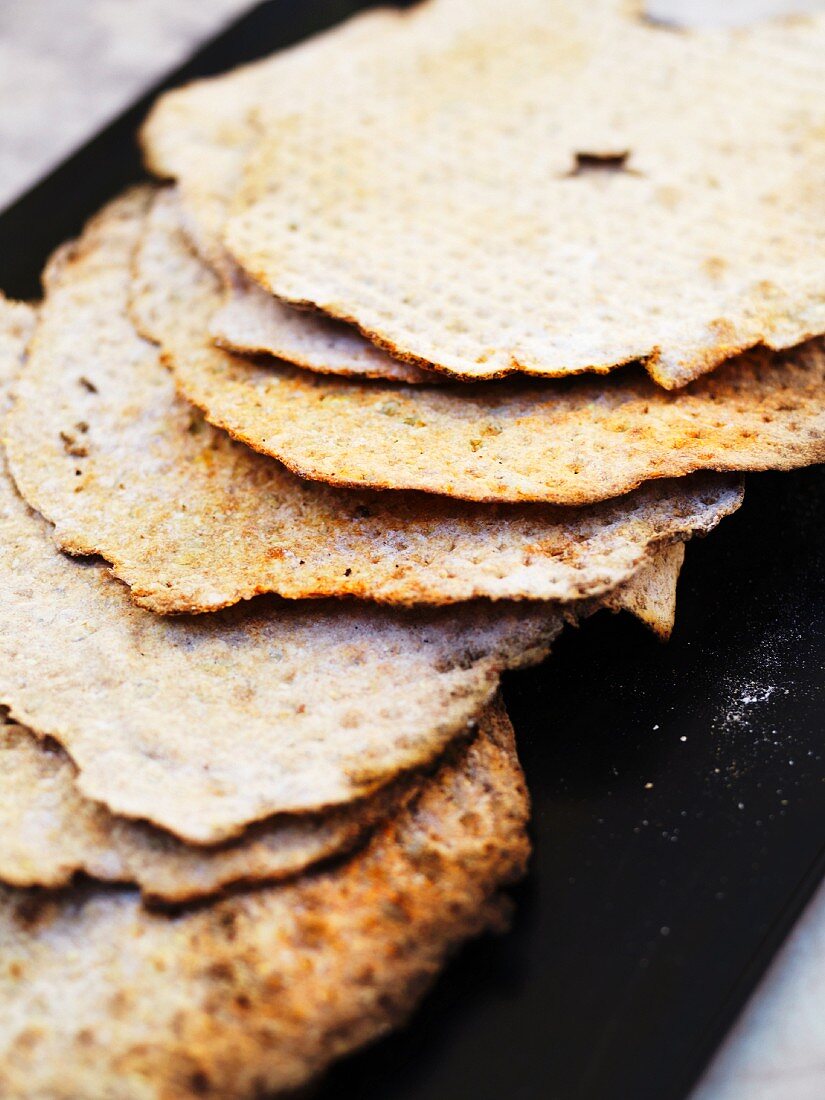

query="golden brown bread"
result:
[0,290,564,843]
[0,698,532,1100]
[160,283,823,506]
[5,189,741,615]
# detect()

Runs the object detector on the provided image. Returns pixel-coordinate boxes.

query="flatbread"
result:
[0,521,685,903]
[0,456,557,844]
[0,698,530,1100]
[0,288,565,844]
[211,261,435,383]
[156,222,824,504]
[6,190,741,616]
[0,721,414,904]
[0,720,414,905]
[141,8,432,385]
[225,0,825,386]
[141,4,403,269]
[603,540,684,640]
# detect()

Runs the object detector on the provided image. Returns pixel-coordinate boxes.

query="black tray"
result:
[1,4,823,1099]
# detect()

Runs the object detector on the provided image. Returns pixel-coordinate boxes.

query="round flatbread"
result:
[0,718,416,905]
[5,190,741,615]
[0,698,531,1100]
[0,291,561,843]
[226,0,825,386]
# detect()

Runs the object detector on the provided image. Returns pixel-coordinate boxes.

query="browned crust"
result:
[0,697,534,1100]
[163,342,819,506]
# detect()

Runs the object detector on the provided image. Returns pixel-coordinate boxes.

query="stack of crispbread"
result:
[0,0,822,1096]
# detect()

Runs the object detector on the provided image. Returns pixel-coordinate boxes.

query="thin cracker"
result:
[0,286,562,842]
[0,534,686,900]
[225,0,825,386]
[5,189,741,615]
[212,260,435,383]
[0,719,415,905]
[157,255,823,505]
[141,9,432,385]
[603,540,685,640]
[0,457,558,842]
[0,698,530,1100]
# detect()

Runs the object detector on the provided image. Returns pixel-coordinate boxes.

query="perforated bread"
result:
[226,0,825,386]
[7,190,741,616]
[211,261,435,383]
[0,720,415,904]
[141,10,430,384]
[0,698,531,1100]
[0,286,566,843]
[0,452,558,843]
[158,252,824,504]
[140,2,403,263]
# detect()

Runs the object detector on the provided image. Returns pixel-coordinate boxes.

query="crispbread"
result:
[211,261,435,383]
[0,720,414,904]
[0,698,531,1100]
[141,7,431,384]
[0,503,679,905]
[0,285,564,843]
[140,3,402,265]
[603,540,684,640]
[157,247,824,504]
[0,452,558,842]
[6,189,742,615]
[225,0,825,386]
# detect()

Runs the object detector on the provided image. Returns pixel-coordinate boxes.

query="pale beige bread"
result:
[0,297,36,365]
[0,534,679,903]
[603,540,684,640]
[226,0,825,387]
[141,8,432,384]
[159,254,824,504]
[140,3,404,266]
[7,190,740,618]
[0,698,531,1100]
[0,285,566,844]
[0,720,415,905]
[0,445,559,843]
[0,277,716,847]
[211,261,435,383]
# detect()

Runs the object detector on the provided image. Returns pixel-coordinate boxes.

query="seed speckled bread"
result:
[225,0,825,386]
[0,289,565,843]
[0,460,559,844]
[0,698,531,1100]
[140,7,431,384]
[0,719,418,905]
[6,189,741,615]
[157,246,825,504]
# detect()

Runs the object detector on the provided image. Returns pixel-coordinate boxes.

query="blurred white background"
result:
[0,0,244,206]
[0,2,824,1097]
